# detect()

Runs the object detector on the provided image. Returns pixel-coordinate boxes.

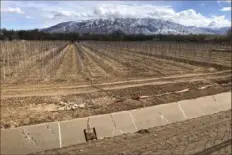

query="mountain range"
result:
[41,18,230,35]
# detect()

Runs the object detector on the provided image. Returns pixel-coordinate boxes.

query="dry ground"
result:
[1,73,231,128]
[1,41,231,128]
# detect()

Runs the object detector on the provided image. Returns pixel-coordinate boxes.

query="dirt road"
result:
[1,70,231,99]
[32,110,231,155]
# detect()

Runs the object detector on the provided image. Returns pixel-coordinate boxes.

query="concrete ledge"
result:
[178,99,204,119]
[195,96,221,115]
[213,92,231,111]
[60,113,119,148]
[1,122,59,155]
[1,92,231,154]
[178,95,222,119]
[155,102,187,123]
[59,118,87,148]
[111,111,137,134]
[131,106,164,130]
[131,102,187,130]
[89,114,118,139]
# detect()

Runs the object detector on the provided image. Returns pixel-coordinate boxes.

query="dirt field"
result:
[1,41,231,128]
[31,110,232,155]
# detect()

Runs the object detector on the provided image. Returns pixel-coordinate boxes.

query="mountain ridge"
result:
[41,18,230,35]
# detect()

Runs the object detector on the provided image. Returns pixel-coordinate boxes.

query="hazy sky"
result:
[1,0,231,30]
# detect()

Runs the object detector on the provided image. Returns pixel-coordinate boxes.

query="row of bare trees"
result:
[1,41,68,83]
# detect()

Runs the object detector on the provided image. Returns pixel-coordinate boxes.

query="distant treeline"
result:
[0,28,231,43]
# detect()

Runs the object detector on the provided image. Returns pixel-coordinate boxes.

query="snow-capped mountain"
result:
[41,18,230,35]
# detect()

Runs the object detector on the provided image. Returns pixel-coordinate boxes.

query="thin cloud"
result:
[1,7,24,14]
[25,15,33,19]
[217,0,231,3]
[220,7,232,11]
